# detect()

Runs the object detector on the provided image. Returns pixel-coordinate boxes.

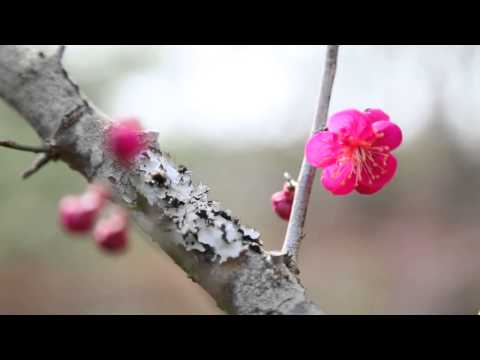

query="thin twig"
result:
[0,140,49,153]
[21,154,52,179]
[0,140,58,179]
[281,45,339,269]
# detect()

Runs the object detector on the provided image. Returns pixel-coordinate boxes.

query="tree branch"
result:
[0,140,60,179]
[0,45,323,315]
[282,45,339,268]
[21,153,53,179]
[0,140,49,153]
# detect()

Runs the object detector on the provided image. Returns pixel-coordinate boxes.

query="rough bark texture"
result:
[0,45,323,315]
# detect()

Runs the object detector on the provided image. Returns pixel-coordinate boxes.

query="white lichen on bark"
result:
[0,45,323,315]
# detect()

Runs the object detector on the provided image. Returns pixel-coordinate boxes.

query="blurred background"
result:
[1,45,480,314]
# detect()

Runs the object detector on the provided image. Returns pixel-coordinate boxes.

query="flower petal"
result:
[305,131,341,168]
[327,109,373,141]
[321,161,356,196]
[372,121,403,151]
[356,181,384,195]
[356,153,397,195]
[364,108,390,124]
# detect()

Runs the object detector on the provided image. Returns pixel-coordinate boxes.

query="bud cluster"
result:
[59,183,129,253]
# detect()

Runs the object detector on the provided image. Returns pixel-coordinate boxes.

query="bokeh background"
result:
[1,45,480,314]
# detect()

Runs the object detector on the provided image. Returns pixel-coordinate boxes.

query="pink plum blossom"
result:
[106,117,146,165]
[305,108,402,196]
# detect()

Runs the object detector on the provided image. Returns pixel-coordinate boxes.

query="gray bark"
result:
[0,45,323,315]
[282,45,339,266]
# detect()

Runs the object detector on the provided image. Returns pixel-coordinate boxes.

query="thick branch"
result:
[0,45,323,315]
[282,45,339,265]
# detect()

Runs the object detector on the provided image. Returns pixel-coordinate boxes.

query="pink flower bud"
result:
[58,183,110,234]
[85,183,111,209]
[106,117,145,165]
[59,195,99,234]
[93,208,129,253]
[271,184,295,221]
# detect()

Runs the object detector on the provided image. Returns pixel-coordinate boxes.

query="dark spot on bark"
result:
[220,224,229,243]
[178,165,188,174]
[108,176,117,184]
[151,170,167,187]
[214,210,232,221]
[164,194,184,208]
[249,243,263,254]
[38,51,45,59]
[56,104,89,137]
[200,244,217,262]
[197,209,209,220]
[237,226,261,244]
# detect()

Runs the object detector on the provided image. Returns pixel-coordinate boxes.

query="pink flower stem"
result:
[281,45,339,271]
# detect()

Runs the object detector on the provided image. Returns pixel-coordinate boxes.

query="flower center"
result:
[337,131,390,186]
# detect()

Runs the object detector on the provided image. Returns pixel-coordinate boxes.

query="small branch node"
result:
[283,172,297,189]
[54,103,90,139]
